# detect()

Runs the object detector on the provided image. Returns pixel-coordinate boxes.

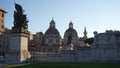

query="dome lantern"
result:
[69,21,73,28]
[49,18,55,28]
[45,19,60,36]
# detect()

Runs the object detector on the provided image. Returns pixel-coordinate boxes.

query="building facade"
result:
[0,8,6,33]
[0,8,7,62]
[29,19,62,52]
[32,30,120,63]
[31,20,88,52]
[63,21,79,50]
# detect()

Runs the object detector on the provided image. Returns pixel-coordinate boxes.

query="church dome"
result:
[45,28,60,35]
[64,21,78,38]
[45,19,60,36]
[64,28,78,38]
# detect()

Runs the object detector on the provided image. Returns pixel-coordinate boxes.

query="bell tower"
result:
[83,27,87,40]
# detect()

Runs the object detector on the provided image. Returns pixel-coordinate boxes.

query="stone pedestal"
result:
[5,33,31,64]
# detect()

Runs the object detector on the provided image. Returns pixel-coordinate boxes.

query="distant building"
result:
[31,20,88,52]
[0,8,6,33]
[30,32,44,51]
[0,29,10,57]
[33,30,120,63]
[63,21,79,50]
[0,8,8,62]
[29,19,62,52]
[92,30,120,48]
[78,27,89,47]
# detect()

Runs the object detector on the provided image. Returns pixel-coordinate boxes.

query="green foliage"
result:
[6,62,120,68]
[84,37,94,45]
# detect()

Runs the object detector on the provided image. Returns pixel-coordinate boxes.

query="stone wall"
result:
[32,47,120,63]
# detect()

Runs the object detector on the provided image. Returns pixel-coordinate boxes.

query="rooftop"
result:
[0,8,7,13]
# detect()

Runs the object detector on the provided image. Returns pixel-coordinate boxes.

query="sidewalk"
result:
[0,63,6,68]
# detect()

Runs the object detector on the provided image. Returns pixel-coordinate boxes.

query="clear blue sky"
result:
[0,0,120,37]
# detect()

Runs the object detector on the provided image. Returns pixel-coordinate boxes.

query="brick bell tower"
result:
[5,3,31,64]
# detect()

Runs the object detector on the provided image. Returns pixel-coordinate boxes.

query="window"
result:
[2,13,4,17]
[42,48,46,52]
[117,50,119,54]
[1,20,3,23]
[2,45,4,48]
[48,48,52,52]
[49,39,53,43]
[6,45,8,48]
[39,38,42,41]
[55,50,58,53]
[56,39,59,43]
[1,25,4,28]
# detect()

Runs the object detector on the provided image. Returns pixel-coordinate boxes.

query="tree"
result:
[84,37,94,45]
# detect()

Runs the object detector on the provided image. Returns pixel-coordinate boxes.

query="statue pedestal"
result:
[5,33,31,64]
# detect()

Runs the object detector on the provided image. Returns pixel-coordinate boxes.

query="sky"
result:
[0,0,120,37]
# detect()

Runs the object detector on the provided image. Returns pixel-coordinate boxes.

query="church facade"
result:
[31,19,88,53]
